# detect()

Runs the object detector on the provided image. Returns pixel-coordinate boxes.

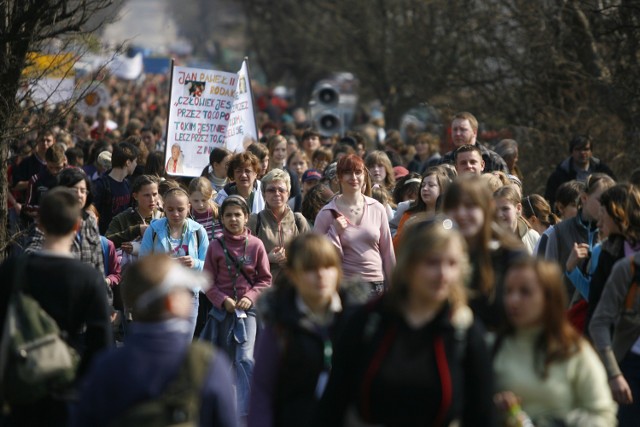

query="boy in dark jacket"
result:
[71,254,238,427]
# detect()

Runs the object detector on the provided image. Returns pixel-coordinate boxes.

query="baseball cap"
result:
[393,166,409,180]
[302,169,323,183]
[97,151,112,170]
[323,162,337,181]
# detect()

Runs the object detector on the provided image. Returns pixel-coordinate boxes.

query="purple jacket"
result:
[205,228,272,308]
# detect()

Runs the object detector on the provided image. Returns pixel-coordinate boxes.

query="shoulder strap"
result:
[256,212,262,237]
[624,256,640,310]
[215,237,255,287]
[109,341,214,427]
[193,230,200,259]
[151,227,157,254]
[293,213,303,234]
[168,341,213,392]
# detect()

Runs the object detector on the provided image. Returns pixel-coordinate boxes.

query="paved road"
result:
[101,0,180,54]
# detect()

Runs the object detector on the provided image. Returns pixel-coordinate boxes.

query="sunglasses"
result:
[265,186,288,194]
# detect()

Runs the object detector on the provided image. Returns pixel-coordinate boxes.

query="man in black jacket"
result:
[544,135,616,208]
[0,188,112,426]
[439,111,508,173]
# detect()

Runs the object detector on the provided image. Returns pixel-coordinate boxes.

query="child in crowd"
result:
[201,195,272,419]
[140,186,209,334]
[106,174,163,267]
[189,177,219,240]
[494,185,540,254]
[393,167,450,246]
[201,147,231,194]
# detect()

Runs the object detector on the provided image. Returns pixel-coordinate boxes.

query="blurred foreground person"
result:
[314,219,494,426]
[494,257,616,426]
[590,253,640,426]
[0,188,111,426]
[71,255,237,427]
[249,233,367,427]
[443,177,525,332]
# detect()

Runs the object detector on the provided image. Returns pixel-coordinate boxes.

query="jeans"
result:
[618,352,640,427]
[199,305,256,416]
[188,291,199,338]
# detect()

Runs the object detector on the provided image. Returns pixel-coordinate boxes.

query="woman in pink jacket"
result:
[314,154,395,296]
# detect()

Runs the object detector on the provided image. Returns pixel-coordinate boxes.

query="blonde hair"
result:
[493,185,521,207]
[188,177,218,216]
[261,168,291,193]
[481,173,504,193]
[365,150,395,191]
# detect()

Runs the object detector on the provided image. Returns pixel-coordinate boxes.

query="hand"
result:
[334,215,348,234]
[493,391,521,412]
[177,256,194,268]
[236,297,252,311]
[13,203,22,214]
[610,375,633,404]
[140,223,149,236]
[268,246,286,265]
[223,298,236,313]
[121,242,133,254]
[566,243,589,271]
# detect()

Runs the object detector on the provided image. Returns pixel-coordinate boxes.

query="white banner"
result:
[225,60,258,153]
[74,83,111,117]
[21,53,76,105]
[108,52,144,80]
[165,65,238,177]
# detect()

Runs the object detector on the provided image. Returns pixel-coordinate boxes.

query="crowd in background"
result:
[3,74,640,427]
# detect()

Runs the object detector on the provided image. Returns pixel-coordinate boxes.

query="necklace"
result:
[340,194,364,217]
[166,222,187,255]
[349,206,363,216]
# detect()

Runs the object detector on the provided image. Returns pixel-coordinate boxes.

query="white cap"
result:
[135,263,210,310]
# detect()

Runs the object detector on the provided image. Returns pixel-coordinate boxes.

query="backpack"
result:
[108,341,214,427]
[0,255,80,404]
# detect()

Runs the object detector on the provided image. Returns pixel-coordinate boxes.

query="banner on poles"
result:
[165,60,258,177]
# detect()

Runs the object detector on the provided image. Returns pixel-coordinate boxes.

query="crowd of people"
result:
[2,86,640,427]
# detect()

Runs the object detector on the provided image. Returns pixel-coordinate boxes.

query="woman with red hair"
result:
[314,154,395,296]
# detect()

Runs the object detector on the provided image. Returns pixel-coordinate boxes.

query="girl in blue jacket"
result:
[140,186,209,333]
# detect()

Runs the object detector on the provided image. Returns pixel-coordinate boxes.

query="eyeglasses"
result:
[265,187,288,194]
[234,168,256,176]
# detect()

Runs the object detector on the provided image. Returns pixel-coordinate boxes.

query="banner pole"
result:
[243,56,260,139]
[163,58,176,172]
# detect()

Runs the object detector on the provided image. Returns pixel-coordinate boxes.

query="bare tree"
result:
[0,0,122,258]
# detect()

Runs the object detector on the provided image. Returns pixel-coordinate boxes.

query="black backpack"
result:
[0,255,80,404]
